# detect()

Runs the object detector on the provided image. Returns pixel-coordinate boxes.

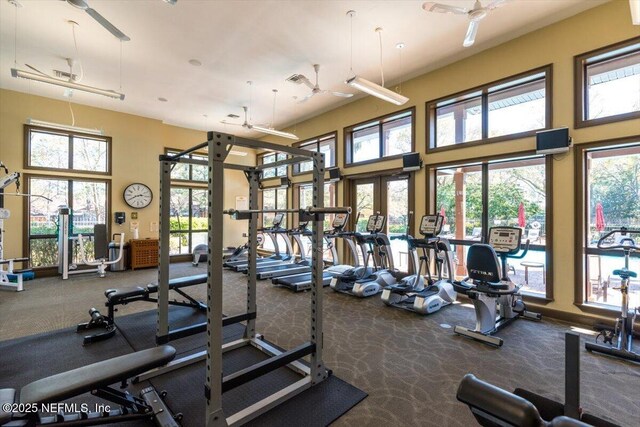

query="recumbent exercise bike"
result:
[454,226,541,347]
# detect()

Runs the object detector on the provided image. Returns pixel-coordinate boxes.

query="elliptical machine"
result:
[381,214,457,314]
[330,213,393,297]
[454,226,542,347]
[586,228,639,363]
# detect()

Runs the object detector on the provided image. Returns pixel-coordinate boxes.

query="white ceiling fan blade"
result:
[463,20,479,47]
[422,2,468,15]
[85,5,130,41]
[323,90,354,98]
[485,0,508,11]
[220,120,243,127]
[296,92,316,104]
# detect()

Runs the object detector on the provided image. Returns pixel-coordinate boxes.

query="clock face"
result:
[124,183,153,209]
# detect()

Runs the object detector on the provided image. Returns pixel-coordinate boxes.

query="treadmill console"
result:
[366,214,386,233]
[332,213,349,230]
[272,213,285,227]
[419,214,443,238]
[488,227,522,254]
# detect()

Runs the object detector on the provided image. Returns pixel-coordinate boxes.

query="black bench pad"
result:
[105,286,147,302]
[146,275,207,293]
[106,275,208,302]
[19,346,176,405]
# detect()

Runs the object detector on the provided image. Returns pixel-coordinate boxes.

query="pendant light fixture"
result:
[344,11,409,106]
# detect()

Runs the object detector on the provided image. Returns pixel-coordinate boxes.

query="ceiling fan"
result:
[61,0,130,41]
[221,106,298,140]
[286,64,353,104]
[422,0,508,47]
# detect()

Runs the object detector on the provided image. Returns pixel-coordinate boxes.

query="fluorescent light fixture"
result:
[27,118,103,135]
[251,125,298,140]
[229,150,248,157]
[346,75,409,106]
[631,0,640,25]
[11,68,125,100]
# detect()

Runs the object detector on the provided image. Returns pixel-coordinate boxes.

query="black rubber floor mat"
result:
[150,345,367,427]
[115,306,245,354]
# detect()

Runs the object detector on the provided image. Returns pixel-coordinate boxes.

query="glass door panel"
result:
[383,178,410,272]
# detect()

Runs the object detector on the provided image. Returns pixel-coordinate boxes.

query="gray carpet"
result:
[1,263,639,426]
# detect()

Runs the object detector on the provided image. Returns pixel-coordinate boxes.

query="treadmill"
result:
[223,213,290,271]
[234,214,295,273]
[272,212,358,292]
[254,222,313,279]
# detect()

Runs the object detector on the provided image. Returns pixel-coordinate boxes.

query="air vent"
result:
[54,69,78,80]
[285,74,306,84]
[226,114,240,119]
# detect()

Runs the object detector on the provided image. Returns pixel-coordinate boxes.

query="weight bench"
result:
[0,346,180,426]
[77,274,207,344]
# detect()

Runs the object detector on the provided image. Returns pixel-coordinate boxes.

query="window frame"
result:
[164,147,208,184]
[24,125,112,176]
[574,36,640,129]
[343,107,416,168]
[168,184,209,257]
[258,152,289,180]
[573,134,640,317]
[22,173,111,270]
[292,131,338,176]
[426,150,554,302]
[425,65,553,154]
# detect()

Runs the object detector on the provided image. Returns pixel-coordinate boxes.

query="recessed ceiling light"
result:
[188,59,202,66]
[396,42,406,49]
[158,97,168,102]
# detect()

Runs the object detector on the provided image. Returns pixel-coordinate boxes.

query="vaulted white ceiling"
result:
[0,0,607,137]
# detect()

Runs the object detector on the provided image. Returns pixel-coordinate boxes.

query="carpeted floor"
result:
[1,263,639,426]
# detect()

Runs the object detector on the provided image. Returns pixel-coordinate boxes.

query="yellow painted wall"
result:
[0,89,254,258]
[261,0,640,320]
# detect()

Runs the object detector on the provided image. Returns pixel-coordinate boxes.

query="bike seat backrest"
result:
[466,244,501,285]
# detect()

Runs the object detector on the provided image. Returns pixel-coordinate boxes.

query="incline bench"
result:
[77,274,207,344]
[0,346,180,426]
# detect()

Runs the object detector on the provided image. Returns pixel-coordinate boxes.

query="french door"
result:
[350,175,413,272]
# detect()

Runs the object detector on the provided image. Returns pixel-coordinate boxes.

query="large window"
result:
[261,187,288,252]
[260,152,288,179]
[575,37,640,128]
[432,155,551,298]
[166,149,207,183]
[344,108,414,166]
[168,187,208,256]
[293,133,337,174]
[576,139,640,312]
[427,66,551,151]
[26,175,109,267]
[25,126,110,174]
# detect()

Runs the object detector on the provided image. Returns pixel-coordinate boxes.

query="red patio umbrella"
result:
[518,202,526,228]
[439,206,447,224]
[595,202,606,232]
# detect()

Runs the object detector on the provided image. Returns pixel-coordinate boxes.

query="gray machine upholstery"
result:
[19,346,176,404]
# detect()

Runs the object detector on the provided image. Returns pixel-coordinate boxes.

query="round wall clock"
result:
[123,183,153,209]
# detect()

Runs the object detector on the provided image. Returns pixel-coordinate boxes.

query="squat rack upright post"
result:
[158,131,350,426]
